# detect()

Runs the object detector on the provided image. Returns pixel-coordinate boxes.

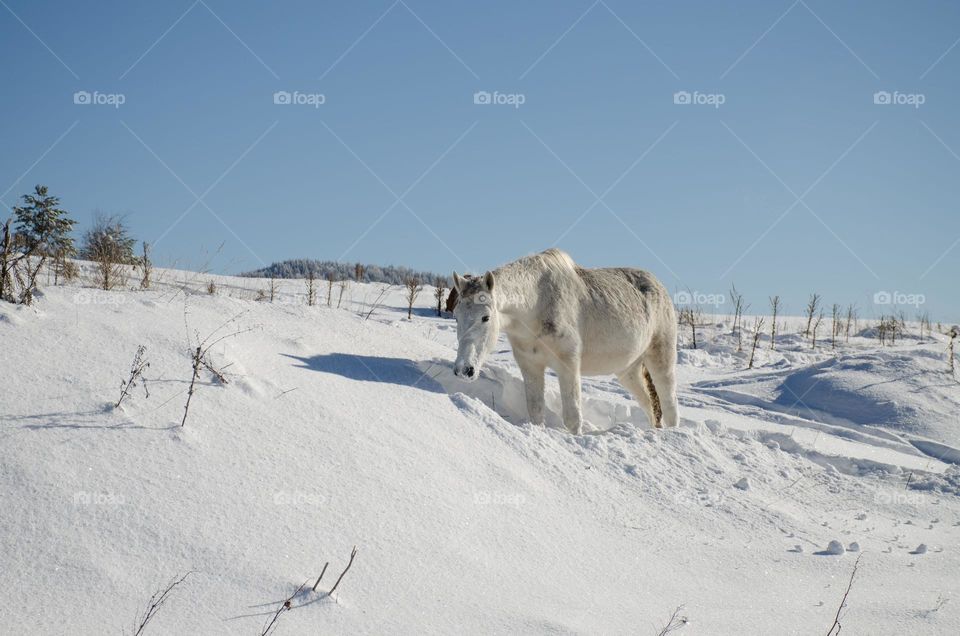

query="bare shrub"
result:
[748,316,765,369]
[307,271,316,306]
[948,326,958,376]
[769,295,780,350]
[52,249,78,285]
[729,285,744,347]
[1,219,27,302]
[679,306,702,350]
[803,293,821,338]
[206,280,216,295]
[404,277,423,319]
[131,572,191,636]
[82,213,136,290]
[811,311,824,349]
[918,311,931,341]
[433,276,446,316]
[116,345,150,409]
[181,309,255,427]
[844,304,857,343]
[138,242,152,290]
[830,303,840,350]
[337,279,349,309]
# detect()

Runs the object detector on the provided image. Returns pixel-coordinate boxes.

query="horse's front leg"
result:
[555,354,583,435]
[515,354,546,426]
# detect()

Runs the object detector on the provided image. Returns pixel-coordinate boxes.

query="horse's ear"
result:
[483,271,495,292]
[453,271,465,292]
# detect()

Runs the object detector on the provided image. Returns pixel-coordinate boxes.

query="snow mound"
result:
[694,349,960,463]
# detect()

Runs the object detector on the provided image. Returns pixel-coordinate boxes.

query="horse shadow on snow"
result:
[285,353,655,434]
[283,353,445,393]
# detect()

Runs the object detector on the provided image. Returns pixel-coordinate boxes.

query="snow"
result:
[2,265,959,634]
[824,540,846,556]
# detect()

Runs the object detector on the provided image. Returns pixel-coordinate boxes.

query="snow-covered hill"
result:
[2,267,959,635]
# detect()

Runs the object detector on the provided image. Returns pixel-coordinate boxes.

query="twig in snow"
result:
[260,579,308,636]
[181,306,258,426]
[327,546,358,598]
[825,553,863,636]
[656,604,688,635]
[363,284,394,320]
[312,562,329,592]
[116,345,150,408]
[131,572,191,636]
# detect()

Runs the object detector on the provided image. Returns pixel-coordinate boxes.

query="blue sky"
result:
[1,0,959,319]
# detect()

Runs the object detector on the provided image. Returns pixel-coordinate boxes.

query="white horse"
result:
[452,249,678,435]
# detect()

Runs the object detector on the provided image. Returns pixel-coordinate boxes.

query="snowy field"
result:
[2,264,959,635]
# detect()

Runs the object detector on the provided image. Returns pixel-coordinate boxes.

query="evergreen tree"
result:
[13,184,76,257]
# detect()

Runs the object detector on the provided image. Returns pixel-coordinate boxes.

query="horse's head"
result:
[452,270,499,382]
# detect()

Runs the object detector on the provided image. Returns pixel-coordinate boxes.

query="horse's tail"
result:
[641,365,663,426]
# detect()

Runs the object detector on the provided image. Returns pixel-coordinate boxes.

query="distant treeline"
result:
[241,259,450,286]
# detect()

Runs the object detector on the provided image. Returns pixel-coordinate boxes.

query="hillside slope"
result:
[1,272,959,635]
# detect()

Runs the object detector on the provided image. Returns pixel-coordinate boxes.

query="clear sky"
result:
[2,0,958,319]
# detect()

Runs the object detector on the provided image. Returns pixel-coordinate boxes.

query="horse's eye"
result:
[481,316,490,322]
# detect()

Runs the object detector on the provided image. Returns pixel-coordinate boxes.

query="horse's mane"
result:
[486,249,579,311]
[499,248,577,278]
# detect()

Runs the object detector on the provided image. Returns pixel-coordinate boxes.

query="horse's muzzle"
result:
[454,364,476,380]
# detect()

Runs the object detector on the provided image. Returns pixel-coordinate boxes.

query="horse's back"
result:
[576,266,672,312]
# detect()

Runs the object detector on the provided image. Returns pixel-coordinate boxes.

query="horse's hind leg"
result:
[616,362,660,428]
[643,341,679,428]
